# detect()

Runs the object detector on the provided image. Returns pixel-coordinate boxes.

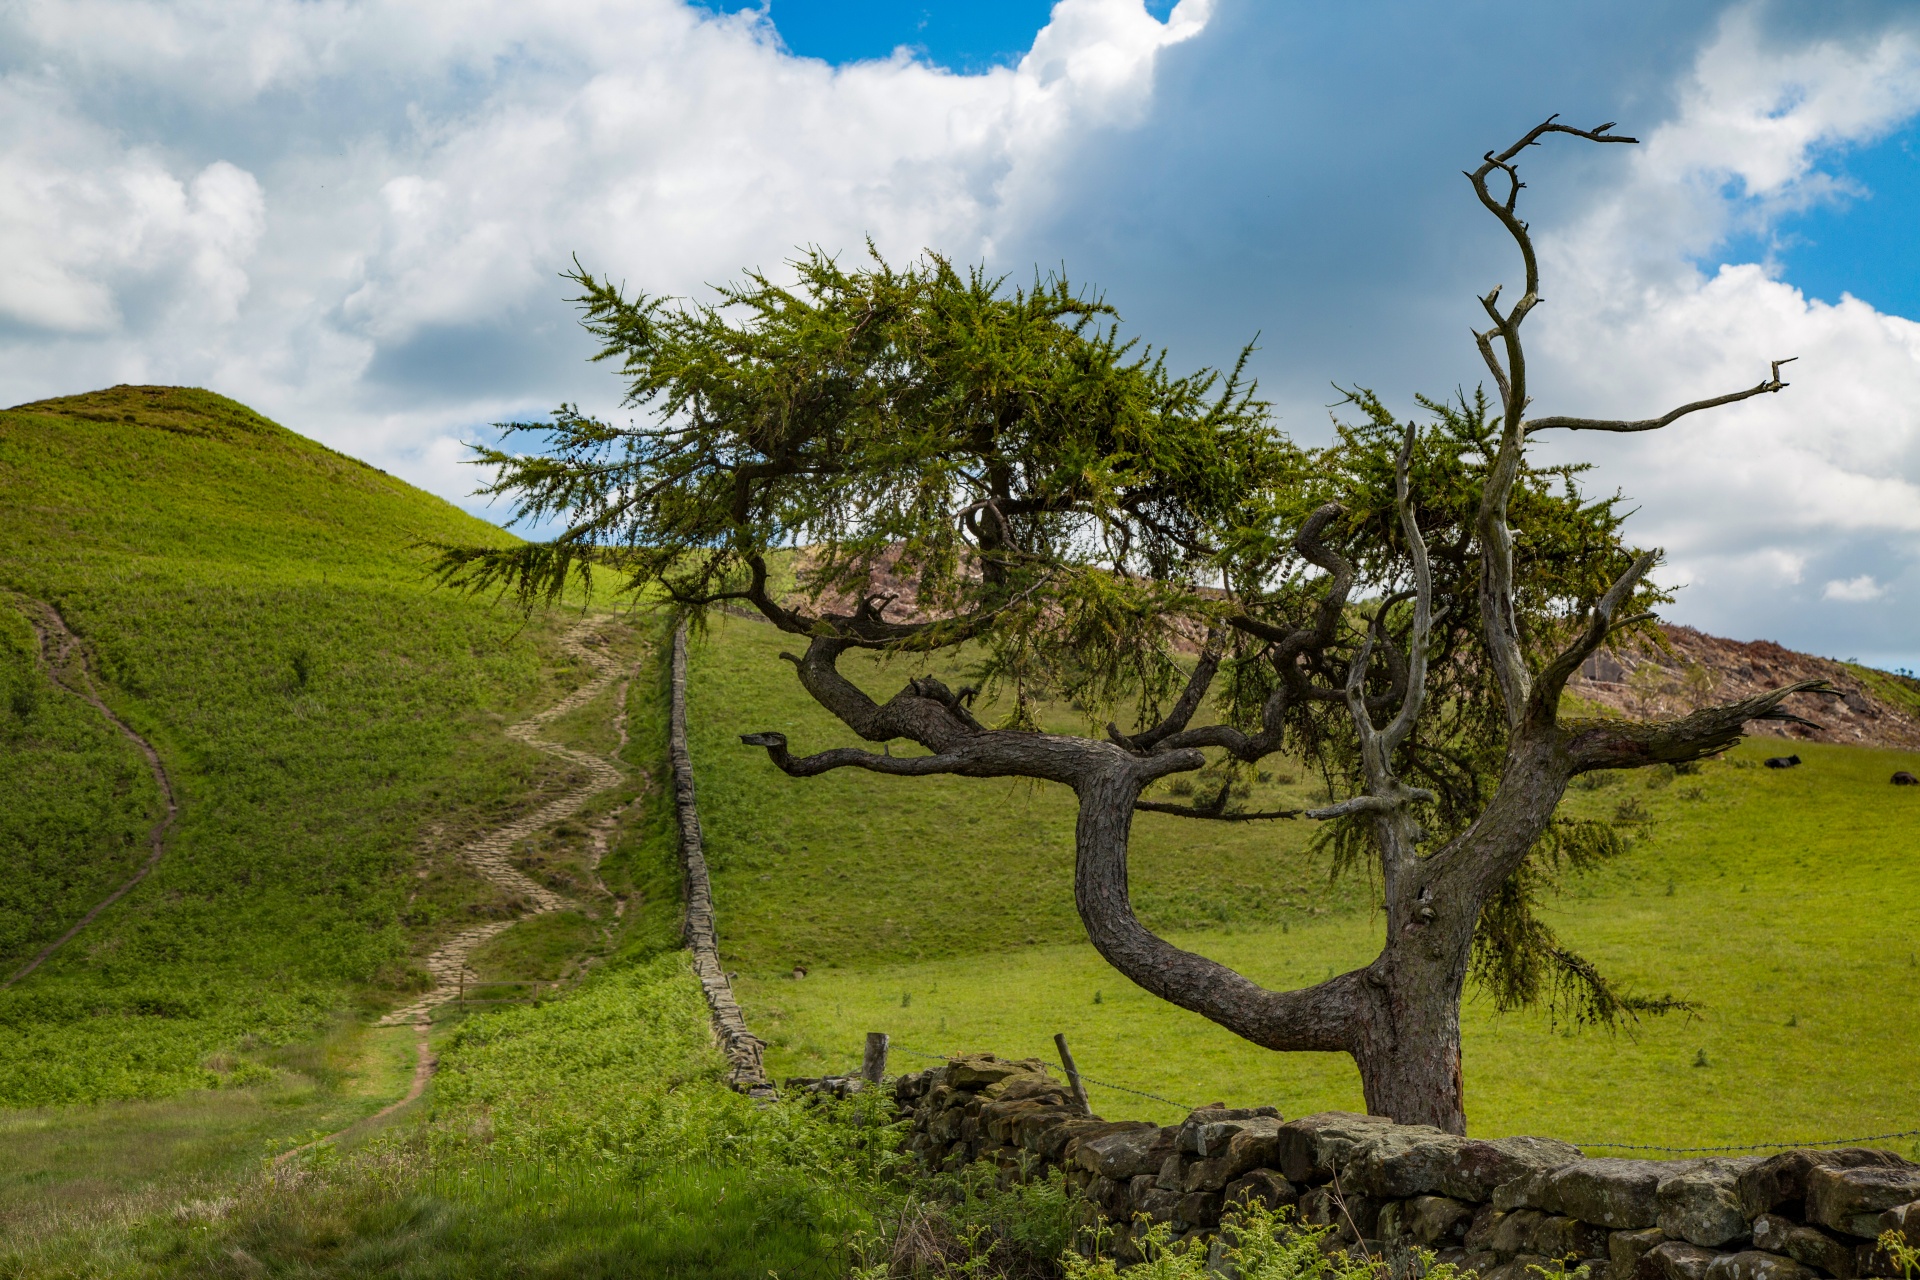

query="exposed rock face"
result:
[1568,624,1920,750]
[892,1050,1915,1265]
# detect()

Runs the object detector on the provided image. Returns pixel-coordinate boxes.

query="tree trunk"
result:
[1349,935,1472,1133]
[1072,763,1478,1132]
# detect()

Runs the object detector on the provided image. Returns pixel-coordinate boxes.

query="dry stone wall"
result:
[670,621,775,1099]
[892,1053,1919,1276]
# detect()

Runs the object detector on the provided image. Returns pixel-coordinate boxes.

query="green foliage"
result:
[1468,816,1690,1029]
[871,1160,1081,1277]
[0,603,160,967]
[1062,1201,1451,1280]
[444,250,1679,1034]
[1878,1229,1920,1280]
[444,248,1286,693]
[430,950,754,1167]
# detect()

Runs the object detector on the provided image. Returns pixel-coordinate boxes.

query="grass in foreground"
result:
[0,953,894,1279]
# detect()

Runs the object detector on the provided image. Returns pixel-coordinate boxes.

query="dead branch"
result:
[1526,360,1795,434]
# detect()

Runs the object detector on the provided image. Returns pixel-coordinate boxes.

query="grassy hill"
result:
[0,385,615,1104]
[0,387,898,1277]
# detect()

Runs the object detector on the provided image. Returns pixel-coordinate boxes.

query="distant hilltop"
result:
[1572,624,1920,751]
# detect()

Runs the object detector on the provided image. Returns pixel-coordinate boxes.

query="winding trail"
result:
[272,1022,439,1169]
[3,598,179,990]
[378,617,632,1026]
[276,616,638,1166]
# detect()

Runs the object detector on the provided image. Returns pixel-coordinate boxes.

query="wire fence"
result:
[1571,1129,1920,1155]
[878,1040,1918,1157]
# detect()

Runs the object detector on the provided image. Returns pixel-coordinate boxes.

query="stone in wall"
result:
[1658,1160,1762,1247]
[1738,1150,1914,1221]
[1807,1166,1920,1238]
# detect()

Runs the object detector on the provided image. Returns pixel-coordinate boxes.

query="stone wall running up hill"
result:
[893,1053,1920,1276]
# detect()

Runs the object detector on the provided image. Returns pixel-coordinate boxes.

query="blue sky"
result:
[1720,117,1920,320]
[701,1,1083,69]
[2,0,1918,669]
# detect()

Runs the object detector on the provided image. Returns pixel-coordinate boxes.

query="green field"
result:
[682,614,1920,1150]
[5,385,1919,1276]
[0,385,614,1105]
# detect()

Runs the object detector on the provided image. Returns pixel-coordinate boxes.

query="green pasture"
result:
[682,616,1920,1149]
[4,384,1918,1275]
[682,614,1364,977]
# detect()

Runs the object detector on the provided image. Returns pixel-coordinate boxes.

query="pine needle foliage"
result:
[439,246,1676,1032]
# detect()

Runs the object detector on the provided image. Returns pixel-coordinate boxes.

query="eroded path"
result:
[378,617,632,1026]
[280,617,636,1165]
[3,599,180,990]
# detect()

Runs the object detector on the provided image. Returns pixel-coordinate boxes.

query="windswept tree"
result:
[441,119,1826,1132]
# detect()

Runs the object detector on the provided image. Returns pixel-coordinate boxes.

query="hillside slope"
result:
[0,385,641,1104]
[1572,624,1920,749]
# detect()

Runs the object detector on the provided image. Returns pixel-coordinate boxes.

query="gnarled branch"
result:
[1133,801,1303,822]
[1110,630,1225,751]
[1533,549,1659,711]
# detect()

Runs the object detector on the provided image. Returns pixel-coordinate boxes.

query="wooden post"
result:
[862,1031,889,1084]
[1054,1032,1090,1114]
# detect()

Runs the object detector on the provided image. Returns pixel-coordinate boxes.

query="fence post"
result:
[862,1031,890,1084]
[1054,1032,1090,1115]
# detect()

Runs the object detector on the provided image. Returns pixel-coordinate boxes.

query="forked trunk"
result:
[1070,761,1478,1132]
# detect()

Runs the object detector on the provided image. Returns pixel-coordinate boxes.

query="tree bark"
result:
[1350,957,1469,1133]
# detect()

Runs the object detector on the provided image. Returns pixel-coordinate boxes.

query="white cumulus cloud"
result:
[1823,575,1886,603]
[0,0,1210,495]
[1527,6,1920,658]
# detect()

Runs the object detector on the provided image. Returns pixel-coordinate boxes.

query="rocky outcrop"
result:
[1569,625,1920,750]
[892,1050,1918,1273]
